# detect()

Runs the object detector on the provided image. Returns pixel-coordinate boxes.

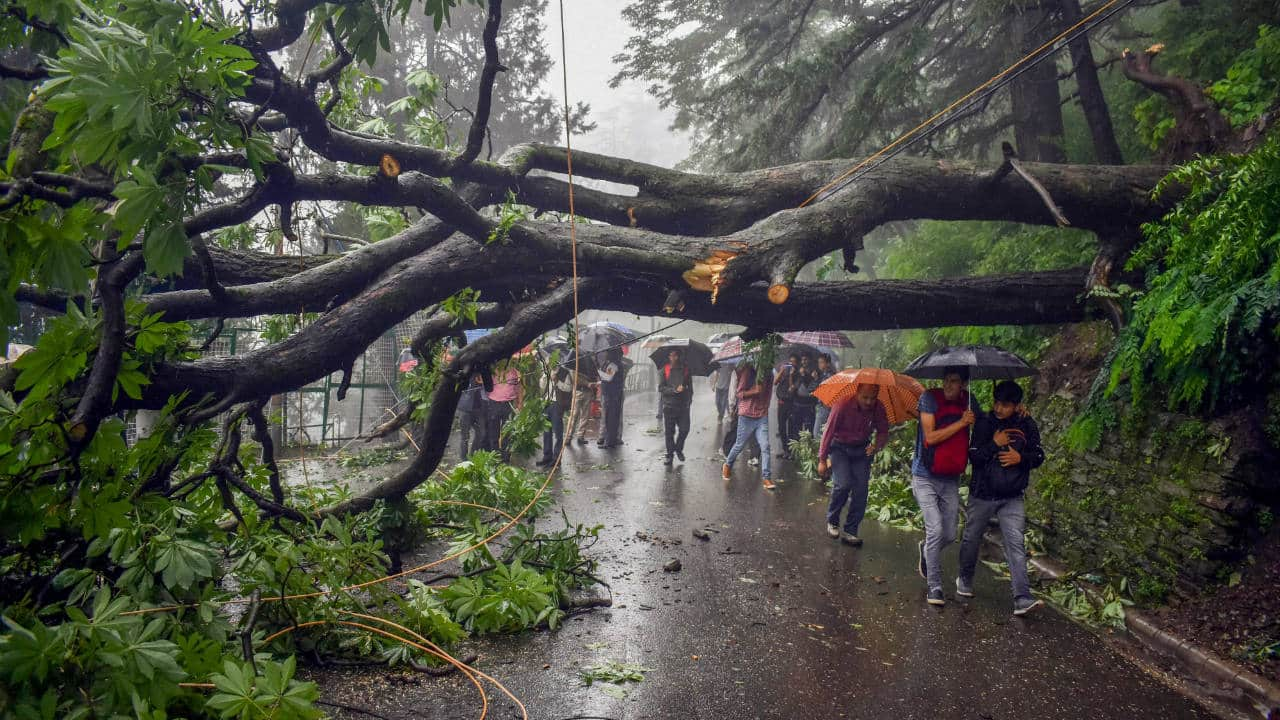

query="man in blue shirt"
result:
[912,367,978,606]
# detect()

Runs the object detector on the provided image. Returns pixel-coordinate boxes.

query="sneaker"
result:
[926,588,946,606]
[747,457,760,467]
[664,455,673,466]
[596,439,606,447]
[675,450,685,461]
[536,457,554,467]
[761,477,777,490]
[1013,597,1044,616]
[826,523,840,539]
[840,532,863,547]
[576,437,587,445]
[721,464,731,480]
[917,540,927,580]
[956,577,975,598]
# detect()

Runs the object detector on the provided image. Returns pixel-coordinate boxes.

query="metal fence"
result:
[161,317,422,450]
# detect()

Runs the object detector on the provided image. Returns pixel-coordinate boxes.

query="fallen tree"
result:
[0,0,1185,508]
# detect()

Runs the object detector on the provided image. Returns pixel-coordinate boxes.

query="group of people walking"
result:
[714,356,1045,615]
[460,333,1047,616]
[813,366,1046,615]
[456,361,524,463]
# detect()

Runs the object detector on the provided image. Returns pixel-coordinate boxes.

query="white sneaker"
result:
[826,523,840,538]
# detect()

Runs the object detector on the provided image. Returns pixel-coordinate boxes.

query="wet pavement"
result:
[315,387,1218,720]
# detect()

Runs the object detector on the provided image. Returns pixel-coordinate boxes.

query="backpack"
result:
[921,388,970,476]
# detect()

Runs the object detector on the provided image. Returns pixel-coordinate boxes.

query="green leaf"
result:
[143,219,190,278]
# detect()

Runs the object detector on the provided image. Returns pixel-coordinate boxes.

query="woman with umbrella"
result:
[814,368,920,546]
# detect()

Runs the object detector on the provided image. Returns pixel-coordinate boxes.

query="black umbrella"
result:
[648,338,714,376]
[577,321,639,354]
[903,345,1037,381]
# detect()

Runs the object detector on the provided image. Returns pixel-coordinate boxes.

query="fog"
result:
[539,0,692,170]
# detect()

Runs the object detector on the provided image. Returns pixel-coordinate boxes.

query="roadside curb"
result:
[982,531,1280,719]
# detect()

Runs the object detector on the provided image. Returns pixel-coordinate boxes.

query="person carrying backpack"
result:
[911,366,978,606]
[957,380,1045,615]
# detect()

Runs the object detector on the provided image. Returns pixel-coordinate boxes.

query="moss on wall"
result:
[1026,392,1263,605]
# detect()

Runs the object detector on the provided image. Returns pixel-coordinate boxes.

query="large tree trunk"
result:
[1010,6,1068,163]
[1059,0,1124,164]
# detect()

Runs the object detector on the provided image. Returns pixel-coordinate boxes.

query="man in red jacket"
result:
[817,384,889,546]
[912,367,978,606]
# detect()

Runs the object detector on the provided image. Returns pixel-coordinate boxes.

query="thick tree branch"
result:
[248,0,330,52]
[1121,45,1232,160]
[447,0,505,173]
[67,252,146,451]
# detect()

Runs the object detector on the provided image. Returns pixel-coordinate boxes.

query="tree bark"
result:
[1059,0,1124,164]
[1010,6,1068,163]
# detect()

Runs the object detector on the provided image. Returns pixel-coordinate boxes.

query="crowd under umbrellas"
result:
[444,325,1048,613]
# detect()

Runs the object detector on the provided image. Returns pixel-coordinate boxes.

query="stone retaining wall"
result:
[1025,392,1273,604]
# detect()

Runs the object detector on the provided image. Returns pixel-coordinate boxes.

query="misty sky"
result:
[538,0,691,169]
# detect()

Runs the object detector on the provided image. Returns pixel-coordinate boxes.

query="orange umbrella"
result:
[814,368,925,424]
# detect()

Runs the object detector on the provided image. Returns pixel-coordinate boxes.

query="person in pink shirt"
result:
[721,363,775,490]
[485,362,523,462]
[816,384,889,546]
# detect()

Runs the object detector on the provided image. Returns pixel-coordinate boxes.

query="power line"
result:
[800,0,1141,207]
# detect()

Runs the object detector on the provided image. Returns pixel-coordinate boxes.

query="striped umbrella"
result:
[711,337,745,362]
[779,331,854,349]
[813,367,925,424]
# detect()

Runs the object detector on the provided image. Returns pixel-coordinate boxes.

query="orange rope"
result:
[798,0,1127,208]
[340,611,527,719]
[426,499,517,521]
[263,619,491,720]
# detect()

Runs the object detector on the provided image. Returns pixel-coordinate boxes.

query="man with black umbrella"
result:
[912,366,978,606]
[658,348,693,465]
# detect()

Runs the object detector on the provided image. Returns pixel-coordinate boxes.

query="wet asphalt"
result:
[314,383,1217,720]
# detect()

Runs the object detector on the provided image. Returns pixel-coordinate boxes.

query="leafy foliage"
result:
[1043,575,1134,631]
[1205,25,1280,129]
[579,659,651,686]
[873,220,1093,371]
[1105,131,1280,412]
[865,429,924,531]
[786,430,822,483]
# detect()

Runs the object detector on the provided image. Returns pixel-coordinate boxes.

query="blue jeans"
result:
[541,401,565,460]
[726,414,771,479]
[826,444,871,534]
[958,495,1033,602]
[813,404,831,437]
[911,475,961,592]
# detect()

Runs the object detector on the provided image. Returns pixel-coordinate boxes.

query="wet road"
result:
[317,387,1216,720]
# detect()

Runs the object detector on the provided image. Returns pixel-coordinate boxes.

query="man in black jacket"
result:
[956,380,1046,615]
[658,348,693,465]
